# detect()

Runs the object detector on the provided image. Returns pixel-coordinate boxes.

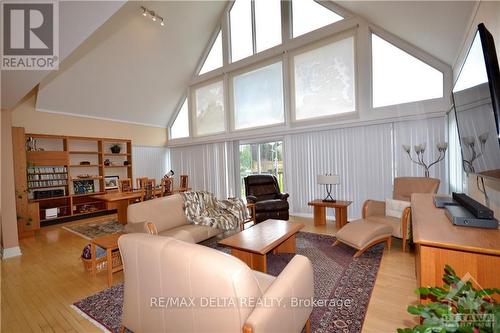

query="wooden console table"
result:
[308,200,352,228]
[412,193,500,302]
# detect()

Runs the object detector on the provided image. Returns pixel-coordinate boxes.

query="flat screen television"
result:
[453,23,500,181]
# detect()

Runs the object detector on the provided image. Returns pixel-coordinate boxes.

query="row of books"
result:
[28,173,67,180]
[28,167,67,174]
[28,180,68,189]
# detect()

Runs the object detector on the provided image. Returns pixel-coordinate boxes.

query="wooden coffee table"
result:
[218,219,304,273]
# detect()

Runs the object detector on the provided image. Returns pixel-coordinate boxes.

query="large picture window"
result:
[170,98,189,139]
[293,36,355,121]
[233,61,284,130]
[292,0,343,38]
[230,0,282,63]
[199,30,223,75]
[194,80,225,136]
[372,33,444,108]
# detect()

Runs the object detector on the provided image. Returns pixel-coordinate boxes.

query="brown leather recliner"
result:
[244,175,289,223]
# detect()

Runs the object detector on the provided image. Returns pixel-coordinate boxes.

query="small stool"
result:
[333,219,393,257]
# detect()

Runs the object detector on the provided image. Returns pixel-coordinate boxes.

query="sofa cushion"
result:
[159,224,223,244]
[127,194,187,232]
[335,219,393,250]
[366,215,402,238]
[255,199,289,212]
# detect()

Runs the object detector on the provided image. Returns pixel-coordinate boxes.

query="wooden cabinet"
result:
[12,129,133,236]
[412,193,500,302]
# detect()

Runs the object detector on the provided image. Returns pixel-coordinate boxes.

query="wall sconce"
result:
[141,6,165,27]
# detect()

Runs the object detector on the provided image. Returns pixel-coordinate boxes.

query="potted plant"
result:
[398,265,499,333]
[110,143,122,154]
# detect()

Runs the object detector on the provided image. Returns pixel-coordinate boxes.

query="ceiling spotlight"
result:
[140,6,164,27]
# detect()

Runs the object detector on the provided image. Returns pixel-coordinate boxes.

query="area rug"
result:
[72,232,383,333]
[63,220,124,240]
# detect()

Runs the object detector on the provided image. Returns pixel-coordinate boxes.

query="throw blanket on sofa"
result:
[180,191,249,231]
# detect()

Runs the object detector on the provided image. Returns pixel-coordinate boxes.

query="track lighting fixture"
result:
[140,6,164,27]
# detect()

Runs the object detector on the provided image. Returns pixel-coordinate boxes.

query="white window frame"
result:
[190,76,228,138]
[368,25,452,114]
[289,29,358,124]
[229,56,287,132]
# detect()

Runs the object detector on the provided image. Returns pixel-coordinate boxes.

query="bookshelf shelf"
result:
[13,130,133,236]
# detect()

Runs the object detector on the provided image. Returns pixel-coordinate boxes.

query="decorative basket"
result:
[81,250,122,273]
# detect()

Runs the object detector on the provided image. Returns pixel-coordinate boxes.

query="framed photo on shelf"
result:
[73,180,95,195]
[104,176,119,190]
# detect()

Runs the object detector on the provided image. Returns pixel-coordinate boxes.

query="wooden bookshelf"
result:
[12,129,133,236]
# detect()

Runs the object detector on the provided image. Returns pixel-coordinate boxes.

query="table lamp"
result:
[317,174,340,202]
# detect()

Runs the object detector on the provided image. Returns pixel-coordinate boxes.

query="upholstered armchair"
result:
[362,177,440,252]
[244,175,289,223]
[119,234,314,333]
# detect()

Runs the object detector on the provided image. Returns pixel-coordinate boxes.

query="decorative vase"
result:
[110,145,121,154]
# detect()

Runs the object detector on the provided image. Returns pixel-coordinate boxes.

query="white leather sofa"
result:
[118,233,314,333]
[124,194,223,243]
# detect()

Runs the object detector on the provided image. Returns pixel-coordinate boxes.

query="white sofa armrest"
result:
[244,255,314,333]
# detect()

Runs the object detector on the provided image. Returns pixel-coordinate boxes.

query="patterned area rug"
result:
[63,220,124,240]
[72,232,383,333]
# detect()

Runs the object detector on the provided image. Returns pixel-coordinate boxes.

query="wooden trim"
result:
[401,207,411,252]
[362,200,369,218]
[354,237,391,257]
[146,222,158,235]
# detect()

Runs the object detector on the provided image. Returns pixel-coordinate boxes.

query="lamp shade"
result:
[317,174,340,185]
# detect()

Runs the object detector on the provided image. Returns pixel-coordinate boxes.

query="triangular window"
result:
[292,0,343,37]
[170,98,189,139]
[372,34,443,108]
[199,30,223,75]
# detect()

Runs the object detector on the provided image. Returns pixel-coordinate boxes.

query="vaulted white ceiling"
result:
[11,1,477,127]
[337,1,476,65]
[1,1,126,109]
[36,1,226,127]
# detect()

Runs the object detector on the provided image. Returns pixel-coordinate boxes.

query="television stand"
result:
[412,193,500,302]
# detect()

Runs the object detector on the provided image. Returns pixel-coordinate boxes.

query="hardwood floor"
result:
[1,214,418,332]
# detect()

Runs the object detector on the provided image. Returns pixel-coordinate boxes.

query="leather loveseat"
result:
[118,233,314,333]
[124,194,224,243]
[244,175,289,223]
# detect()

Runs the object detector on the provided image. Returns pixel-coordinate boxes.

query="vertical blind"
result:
[132,146,170,183]
[169,116,447,220]
[170,141,235,199]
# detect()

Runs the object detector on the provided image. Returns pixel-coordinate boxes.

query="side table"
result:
[91,232,125,287]
[307,200,352,228]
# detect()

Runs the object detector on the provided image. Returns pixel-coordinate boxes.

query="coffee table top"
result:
[218,219,304,255]
[91,232,125,250]
[308,199,352,208]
